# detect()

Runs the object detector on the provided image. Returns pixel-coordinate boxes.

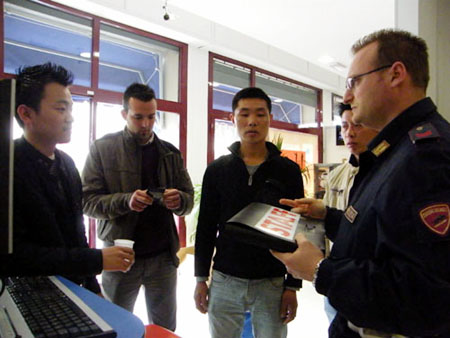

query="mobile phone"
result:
[146,188,165,202]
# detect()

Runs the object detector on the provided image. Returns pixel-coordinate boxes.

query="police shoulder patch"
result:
[419,203,450,236]
[409,123,440,144]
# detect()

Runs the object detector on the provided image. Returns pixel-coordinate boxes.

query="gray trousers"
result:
[102,251,177,331]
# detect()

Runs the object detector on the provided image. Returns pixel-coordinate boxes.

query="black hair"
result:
[336,102,352,117]
[15,62,73,127]
[231,87,272,113]
[123,83,156,111]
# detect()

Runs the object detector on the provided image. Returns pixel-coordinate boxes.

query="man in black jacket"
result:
[5,63,134,291]
[194,87,304,338]
[273,29,450,337]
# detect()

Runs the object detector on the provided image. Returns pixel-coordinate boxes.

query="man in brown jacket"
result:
[82,83,193,331]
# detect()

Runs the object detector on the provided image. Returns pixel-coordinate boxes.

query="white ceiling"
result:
[169,0,396,76]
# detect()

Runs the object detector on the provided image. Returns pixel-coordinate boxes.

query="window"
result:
[332,94,344,145]
[255,72,318,126]
[4,0,92,87]
[12,95,91,174]
[2,0,188,247]
[57,96,91,172]
[96,102,180,149]
[99,24,180,101]
[214,120,238,159]
[208,53,323,167]
[212,59,250,112]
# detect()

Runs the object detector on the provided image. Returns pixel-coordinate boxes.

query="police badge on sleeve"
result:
[419,203,450,236]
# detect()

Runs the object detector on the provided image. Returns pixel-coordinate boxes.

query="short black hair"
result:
[336,102,352,117]
[231,87,272,113]
[15,62,73,127]
[123,83,156,111]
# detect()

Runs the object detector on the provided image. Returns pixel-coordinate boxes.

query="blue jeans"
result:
[102,251,177,331]
[324,297,337,323]
[242,312,253,338]
[208,270,287,338]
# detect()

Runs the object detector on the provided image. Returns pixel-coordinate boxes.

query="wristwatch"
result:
[312,258,325,288]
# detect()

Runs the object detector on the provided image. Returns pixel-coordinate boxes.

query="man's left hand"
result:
[271,234,324,281]
[280,289,297,324]
[163,189,181,210]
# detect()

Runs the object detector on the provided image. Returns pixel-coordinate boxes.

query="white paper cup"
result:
[114,239,135,248]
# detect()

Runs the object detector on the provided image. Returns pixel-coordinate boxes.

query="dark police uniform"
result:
[315,98,450,337]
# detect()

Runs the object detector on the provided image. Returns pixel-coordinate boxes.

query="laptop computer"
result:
[0,275,116,338]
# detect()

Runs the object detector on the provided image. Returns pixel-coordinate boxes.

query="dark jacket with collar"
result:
[82,128,193,267]
[10,137,102,292]
[195,141,304,288]
[317,98,450,337]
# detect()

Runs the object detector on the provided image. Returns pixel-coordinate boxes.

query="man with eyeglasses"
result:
[271,29,450,337]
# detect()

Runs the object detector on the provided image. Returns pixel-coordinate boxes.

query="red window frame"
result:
[208,52,323,164]
[0,0,189,246]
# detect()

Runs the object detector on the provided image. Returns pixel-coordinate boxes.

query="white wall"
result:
[186,46,209,184]
[435,0,450,121]
[397,0,450,122]
[417,0,437,106]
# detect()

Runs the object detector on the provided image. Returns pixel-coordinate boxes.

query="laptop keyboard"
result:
[6,276,115,337]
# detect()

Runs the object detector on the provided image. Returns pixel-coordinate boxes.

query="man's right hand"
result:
[279,198,327,220]
[194,281,209,314]
[129,189,153,212]
[101,246,135,272]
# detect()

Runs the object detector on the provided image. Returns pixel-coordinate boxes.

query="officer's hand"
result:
[279,198,327,220]
[163,189,181,210]
[194,281,209,314]
[102,246,135,272]
[271,234,324,281]
[280,289,297,324]
[129,189,153,212]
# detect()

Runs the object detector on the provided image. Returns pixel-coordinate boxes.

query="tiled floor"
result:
[133,253,329,337]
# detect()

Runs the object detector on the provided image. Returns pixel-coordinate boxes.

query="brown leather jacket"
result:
[82,128,193,266]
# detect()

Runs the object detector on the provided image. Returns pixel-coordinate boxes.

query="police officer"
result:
[272,29,450,337]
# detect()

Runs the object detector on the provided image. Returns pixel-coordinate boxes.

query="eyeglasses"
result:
[345,64,393,90]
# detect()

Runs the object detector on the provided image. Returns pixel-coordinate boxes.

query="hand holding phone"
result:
[162,188,181,210]
[129,189,153,212]
[146,187,165,203]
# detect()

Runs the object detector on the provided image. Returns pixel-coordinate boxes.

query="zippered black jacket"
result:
[195,141,304,288]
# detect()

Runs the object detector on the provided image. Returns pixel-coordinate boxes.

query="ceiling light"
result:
[274,98,283,103]
[329,62,347,72]
[318,55,335,65]
[318,55,347,72]
[80,52,91,58]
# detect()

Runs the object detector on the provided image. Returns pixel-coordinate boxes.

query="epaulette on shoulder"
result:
[408,122,440,144]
